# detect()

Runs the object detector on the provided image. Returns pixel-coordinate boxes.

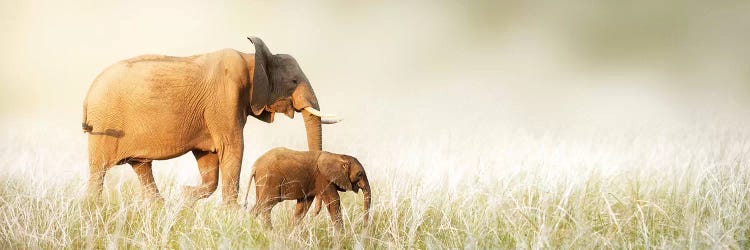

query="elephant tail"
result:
[82,101,92,133]
[243,171,255,208]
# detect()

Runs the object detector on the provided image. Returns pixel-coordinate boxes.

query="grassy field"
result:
[0,115,748,249]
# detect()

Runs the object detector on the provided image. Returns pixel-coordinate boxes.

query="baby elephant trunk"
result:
[358,175,371,224]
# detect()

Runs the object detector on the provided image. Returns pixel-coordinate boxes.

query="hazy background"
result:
[3,1,750,247]
[1,0,748,165]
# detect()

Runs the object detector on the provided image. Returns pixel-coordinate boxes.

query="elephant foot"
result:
[139,195,165,208]
[82,194,105,210]
[181,185,196,197]
[83,192,102,204]
[182,185,216,201]
[180,186,201,207]
[222,202,241,211]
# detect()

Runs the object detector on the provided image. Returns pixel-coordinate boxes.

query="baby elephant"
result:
[245,147,371,230]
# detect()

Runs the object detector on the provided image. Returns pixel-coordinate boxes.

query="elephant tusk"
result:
[321,117,343,124]
[303,107,324,116]
[304,107,342,124]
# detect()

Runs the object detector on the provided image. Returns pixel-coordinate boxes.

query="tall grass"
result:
[0,116,748,248]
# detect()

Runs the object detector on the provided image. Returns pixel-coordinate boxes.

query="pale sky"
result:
[1,0,747,131]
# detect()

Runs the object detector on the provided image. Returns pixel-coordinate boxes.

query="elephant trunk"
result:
[293,81,329,151]
[359,175,371,224]
[302,110,322,151]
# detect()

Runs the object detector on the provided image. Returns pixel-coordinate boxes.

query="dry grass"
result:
[0,116,748,249]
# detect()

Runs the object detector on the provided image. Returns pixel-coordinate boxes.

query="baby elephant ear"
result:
[318,155,353,191]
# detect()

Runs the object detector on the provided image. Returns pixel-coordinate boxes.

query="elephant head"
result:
[247,37,340,151]
[318,153,372,224]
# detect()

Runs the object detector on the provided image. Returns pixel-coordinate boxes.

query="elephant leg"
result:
[87,161,110,201]
[249,183,268,217]
[261,210,273,229]
[218,143,243,208]
[86,137,116,201]
[312,195,323,216]
[321,188,343,230]
[183,150,219,201]
[129,161,163,202]
[293,197,314,227]
[253,198,278,229]
[261,201,276,229]
[250,183,280,229]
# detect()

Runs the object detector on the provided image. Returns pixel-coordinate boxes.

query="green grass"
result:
[0,119,748,248]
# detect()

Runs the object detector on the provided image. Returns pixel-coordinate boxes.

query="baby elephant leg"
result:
[321,188,343,231]
[252,198,279,229]
[293,197,314,227]
[312,196,323,216]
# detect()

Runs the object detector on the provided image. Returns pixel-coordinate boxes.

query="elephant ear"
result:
[251,110,275,123]
[248,36,273,116]
[318,153,353,191]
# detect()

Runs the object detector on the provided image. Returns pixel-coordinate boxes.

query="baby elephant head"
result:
[319,153,371,224]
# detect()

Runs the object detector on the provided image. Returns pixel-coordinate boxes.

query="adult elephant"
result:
[82,37,339,206]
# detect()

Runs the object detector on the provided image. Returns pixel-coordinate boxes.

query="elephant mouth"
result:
[302,107,342,124]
